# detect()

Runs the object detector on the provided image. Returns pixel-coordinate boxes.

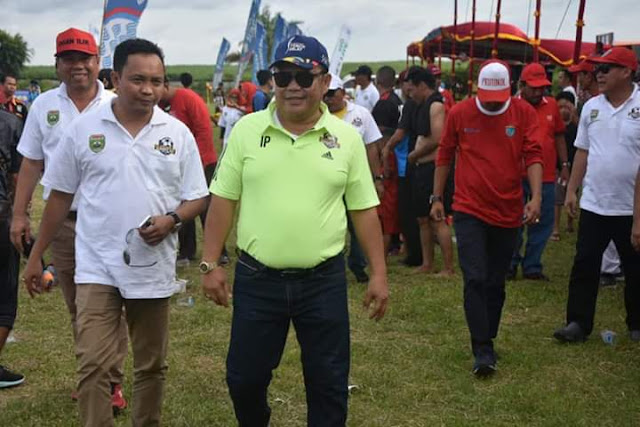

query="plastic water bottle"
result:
[600,330,617,345]
[177,296,195,307]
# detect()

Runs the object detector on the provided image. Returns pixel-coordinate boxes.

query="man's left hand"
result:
[363,273,389,321]
[138,215,175,246]
[523,196,542,225]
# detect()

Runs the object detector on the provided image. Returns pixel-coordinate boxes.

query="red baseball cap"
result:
[568,59,595,73]
[588,47,638,72]
[427,64,442,76]
[55,28,98,57]
[477,60,511,103]
[520,63,551,87]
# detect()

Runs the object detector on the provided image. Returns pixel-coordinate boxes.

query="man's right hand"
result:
[564,192,579,218]
[10,214,31,254]
[202,267,231,307]
[23,255,44,298]
[430,201,445,222]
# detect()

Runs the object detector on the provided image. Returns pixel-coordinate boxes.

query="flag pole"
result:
[533,0,542,62]
[98,0,107,61]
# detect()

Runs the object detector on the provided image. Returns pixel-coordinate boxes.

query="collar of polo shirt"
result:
[266,98,332,138]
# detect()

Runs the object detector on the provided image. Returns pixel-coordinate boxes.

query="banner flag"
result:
[252,21,267,83]
[213,37,231,89]
[270,14,287,64]
[235,0,262,86]
[329,25,352,76]
[99,0,148,68]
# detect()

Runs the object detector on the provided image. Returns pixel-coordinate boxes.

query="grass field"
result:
[1,189,639,426]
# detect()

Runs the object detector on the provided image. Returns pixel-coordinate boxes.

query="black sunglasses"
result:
[595,63,623,74]
[123,228,157,268]
[273,70,323,88]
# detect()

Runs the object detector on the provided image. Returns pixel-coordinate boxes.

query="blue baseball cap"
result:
[270,35,330,71]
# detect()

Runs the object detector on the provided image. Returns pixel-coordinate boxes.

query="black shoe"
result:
[506,268,517,281]
[472,354,497,378]
[553,322,587,343]
[402,257,422,267]
[599,274,617,287]
[353,271,369,283]
[630,330,640,342]
[0,365,25,389]
[523,272,550,281]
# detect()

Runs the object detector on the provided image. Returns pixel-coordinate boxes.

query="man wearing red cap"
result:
[509,63,569,281]
[431,60,543,377]
[10,28,128,410]
[554,47,640,343]
[428,65,455,112]
[569,59,600,108]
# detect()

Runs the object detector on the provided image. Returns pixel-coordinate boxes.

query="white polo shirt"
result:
[575,84,640,216]
[355,83,380,112]
[342,102,382,145]
[42,102,209,299]
[17,81,115,205]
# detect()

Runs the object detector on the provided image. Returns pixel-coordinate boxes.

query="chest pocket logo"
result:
[154,137,176,155]
[46,110,60,126]
[505,126,516,138]
[629,107,640,120]
[320,132,340,149]
[89,134,106,153]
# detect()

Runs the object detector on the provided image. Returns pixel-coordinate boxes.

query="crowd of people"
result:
[0,26,639,427]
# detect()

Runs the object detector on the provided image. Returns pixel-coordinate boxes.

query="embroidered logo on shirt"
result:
[590,109,599,121]
[154,137,176,155]
[320,132,340,149]
[88,134,106,153]
[46,110,60,126]
[321,151,334,160]
[629,107,640,120]
[505,125,516,137]
[351,117,363,127]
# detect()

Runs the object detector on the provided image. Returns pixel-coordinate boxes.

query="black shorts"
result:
[411,161,436,218]
[0,220,20,330]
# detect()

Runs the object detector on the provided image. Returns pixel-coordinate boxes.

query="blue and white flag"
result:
[270,14,287,64]
[99,0,148,69]
[213,38,231,89]
[235,0,262,86]
[329,25,352,77]
[286,22,303,40]
[252,21,267,84]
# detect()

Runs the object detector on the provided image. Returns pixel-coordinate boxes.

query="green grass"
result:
[1,183,640,425]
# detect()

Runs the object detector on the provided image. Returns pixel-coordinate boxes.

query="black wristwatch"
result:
[166,211,182,232]
[429,195,443,204]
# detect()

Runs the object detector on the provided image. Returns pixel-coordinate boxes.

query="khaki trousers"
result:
[50,217,128,385]
[75,284,169,427]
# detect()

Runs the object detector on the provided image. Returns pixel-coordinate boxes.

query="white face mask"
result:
[475,97,511,116]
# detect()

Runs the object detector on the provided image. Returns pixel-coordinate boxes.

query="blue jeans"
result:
[226,253,350,427]
[454,212,519,357]
[511,181,555,275]
[347,214,367,275]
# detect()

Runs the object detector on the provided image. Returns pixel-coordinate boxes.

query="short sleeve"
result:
[179,131,209,200]
[210,124,244,200]
[344,134,379,210]
[362,110,382,145]
[41,128,81,195]
[436,108,458,167]
[17,100,44,160]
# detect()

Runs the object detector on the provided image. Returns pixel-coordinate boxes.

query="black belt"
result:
[238,250,342,278]
[67,211,77,221]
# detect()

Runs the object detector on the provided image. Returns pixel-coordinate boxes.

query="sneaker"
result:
[630,330,640,342]
[553,321,587,343]
[111,384,127,415]
[472,354,497,378]
[0,365,25,389]
[523,272,550,281]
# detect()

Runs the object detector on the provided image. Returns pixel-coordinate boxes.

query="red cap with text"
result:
[55,28,98,57]
[477,60,511,103]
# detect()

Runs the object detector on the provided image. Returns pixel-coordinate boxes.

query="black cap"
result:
[353,65,373,77]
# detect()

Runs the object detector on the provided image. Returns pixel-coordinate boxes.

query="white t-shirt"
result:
[342,102,382,145]
[575,85,640,216]
[42,102,209,299]
[355,83,380,112]
[218,106,244,147]
[17,81,115,205]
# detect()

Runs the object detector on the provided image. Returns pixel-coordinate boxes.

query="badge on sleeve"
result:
[89,134,106,153]
[590,109,599,121]
[46,110,60,126]
[505,125,516,138]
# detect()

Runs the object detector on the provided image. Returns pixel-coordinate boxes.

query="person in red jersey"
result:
[430,60,543,377]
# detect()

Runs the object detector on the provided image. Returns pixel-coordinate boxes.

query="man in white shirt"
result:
[21,38,208,426]
[324,73,382,283]
[557,68,578,103]
[354,65,380,112]
[9,27,129,408]
[555,47,640,343]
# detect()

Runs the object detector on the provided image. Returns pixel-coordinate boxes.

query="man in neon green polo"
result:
[201,35,389,426]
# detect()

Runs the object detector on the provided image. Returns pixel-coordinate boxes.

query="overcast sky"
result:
[3,0,638,65]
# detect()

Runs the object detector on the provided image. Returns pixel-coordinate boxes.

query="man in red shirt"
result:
[160,83,218,263]
[509,63,570,281]
[0,73,28,122]
[430,60,543,377]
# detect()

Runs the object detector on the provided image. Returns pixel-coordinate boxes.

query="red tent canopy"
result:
[408,21,597,67]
